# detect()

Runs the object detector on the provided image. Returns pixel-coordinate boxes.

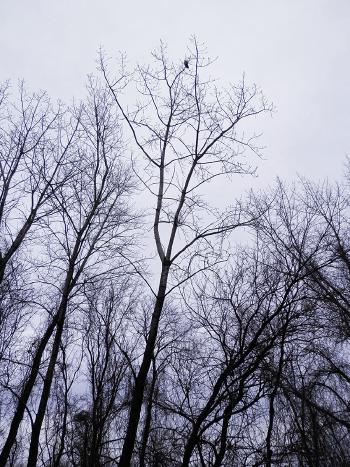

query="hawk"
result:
[184,59,189,69]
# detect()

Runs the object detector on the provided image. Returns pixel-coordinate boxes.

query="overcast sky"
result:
[1,0,350,190]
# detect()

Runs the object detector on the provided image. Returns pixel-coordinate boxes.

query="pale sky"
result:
[1,0,350,190]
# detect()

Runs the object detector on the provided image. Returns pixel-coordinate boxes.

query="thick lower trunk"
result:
[89,415,103,467]
[119,265,169,466]
[0,317,58,467]
[310,407,320,467]
[27,311,66,467]
[181,431,200,467]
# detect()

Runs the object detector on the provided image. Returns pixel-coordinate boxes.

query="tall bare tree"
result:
[25,81,135,467]
[0,80,136,466]
[101,38,270,464]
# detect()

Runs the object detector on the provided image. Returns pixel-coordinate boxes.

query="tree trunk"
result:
[27,305,67,467]
[213,403,233,467]
[0,317,58,467]
[265,322,287,467]
[119,264,169,466]
[52,354,70,467]
[139,359,157,467]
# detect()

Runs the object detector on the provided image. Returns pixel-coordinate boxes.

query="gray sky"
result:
[1,0,350,189]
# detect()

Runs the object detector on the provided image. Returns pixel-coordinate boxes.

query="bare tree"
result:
[0,82,78,466]
[246,178,350,465]
[25,81,135,467]
[0,82,77,284]
[40,326,83,467]
[0,80,136,466]
[7,42,350,467]
[81,280,136,467]
[101,38,270,464]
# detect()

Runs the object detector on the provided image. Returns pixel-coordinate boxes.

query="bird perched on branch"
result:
[184,59,189,69]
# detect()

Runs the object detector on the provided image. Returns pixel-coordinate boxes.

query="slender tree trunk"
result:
[181,400,223,464]
[181,360,261,466]
[52,396,68,467]
[27,307,66,467]
[213,403,233,467]
[181,371,231,467]
[119,263,169,466]
[265,393,275,467]
[0,317,58,467]
[0,210,37,285]
[265,323,287,467]
[139,359,157,467]
[52,356,70,467]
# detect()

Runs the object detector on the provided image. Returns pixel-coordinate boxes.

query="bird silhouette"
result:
[184,59,189,69]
